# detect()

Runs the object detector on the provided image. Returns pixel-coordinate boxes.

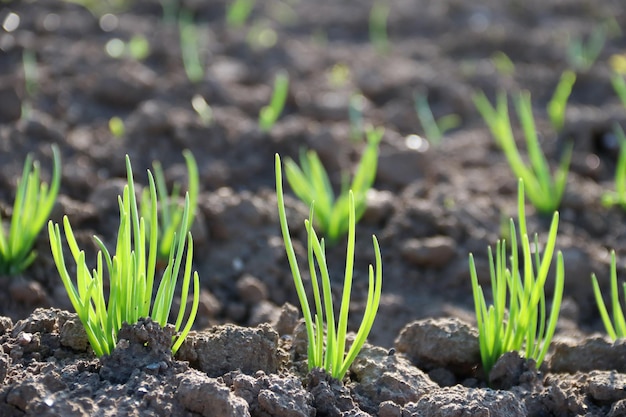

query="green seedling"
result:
[105,35,150,61]
[592,250,626,340]
[369,0,389,54]
[259,71,289,132]
[612,73,626,109]
[226,0,255,28]
[108,116,125,138]
[64,0,130,17]
[349,93,366,141]
[473,90,572,214]
[160,0,179,24]
[141,150,199,263]
[602,124,626,209]
[21,49,37,119]
[284,126,383,244]
[191,94,213,126]
[491,51,515,77]
[0,146,61,275]
[566,26,607,72]
[276,154,382,381]
[266,0,298,25]
[547,70,576,133]
[48,155,199,357]
[246,19,278,50]
[610,54,626,75]
[179,10,205,83]
[469,179,564,375]
[328,63,351,88]
[414,92,461,145]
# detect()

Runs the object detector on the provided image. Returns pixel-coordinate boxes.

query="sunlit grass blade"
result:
[469,179,563,375]
[0,145,60,275]
[276,153,383,381]
[592,250,626,339]
[49,155,199,357]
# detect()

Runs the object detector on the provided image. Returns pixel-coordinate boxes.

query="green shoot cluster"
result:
[414,91,461,145]
[592,251,626,340]
[48,155,199,357]
[140,150,199,262]
[276,154,382,380]
[369,1,389,54]
[469,179,564,374]
[259,71,289,132]
[226,0,255,28]
[601,125,626,209]
[473,88,572,214]
[284,126,383,244]
[547,70,576,133]
[0,145,61,275]
[179,9,205,83]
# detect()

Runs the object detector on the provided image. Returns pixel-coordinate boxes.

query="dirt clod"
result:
[394,318,480,378]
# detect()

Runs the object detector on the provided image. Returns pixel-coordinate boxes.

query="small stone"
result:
[401,236,456,268]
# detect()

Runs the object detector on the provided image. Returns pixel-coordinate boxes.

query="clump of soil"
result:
[1,308,626,416]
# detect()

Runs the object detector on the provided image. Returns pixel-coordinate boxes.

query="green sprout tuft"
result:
[592,250,626,340]
[469,179,564,375]
[179,9,205,83]
[566,26,607,72]
[601,124,626,209]
[547,70,576,133]
[612,73,626,109]
[0,145,61,275]
[226,0,256,28]
[284,126,383,244]
[348,93,366,141]
[48,155,199,357]
[414,91,461,145]
[369,0,389,54]
[259,71,289,132]
[491,51,515,77]
[141,150,199,263]
[276,154,382,381]
[473,90,572,214]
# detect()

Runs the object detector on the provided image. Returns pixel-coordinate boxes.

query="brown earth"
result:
[1,0,626,415]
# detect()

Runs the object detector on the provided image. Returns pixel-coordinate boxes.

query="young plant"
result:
[179,9,205,83]
[21,49,38,120]
[48,155,199,357]
[226,0,255,28]
[601,124,626,209]
[275,154,382,381]
[473,90,572,214]
[566,26,606,72]
[0,145,61,275]
[414,91,461,145]
[160,0,179,24]
[64,0,130,17]
[591,250,626,340]
[141,150,199,262]
[105,36,151,61]
[284,126,383,244]
[491,51,515,77]
[469,179,564,375]
[259,71,289,132]
[612,73,626,110]
[547,70,576,133]
[191,94,213,126]
[349,93,366,141]
[108,116,125,138]
[369,0,389,54]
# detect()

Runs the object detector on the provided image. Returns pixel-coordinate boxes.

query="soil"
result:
[1,0,626,415]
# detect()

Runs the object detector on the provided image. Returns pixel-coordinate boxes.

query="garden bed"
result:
[1,0,626,415]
